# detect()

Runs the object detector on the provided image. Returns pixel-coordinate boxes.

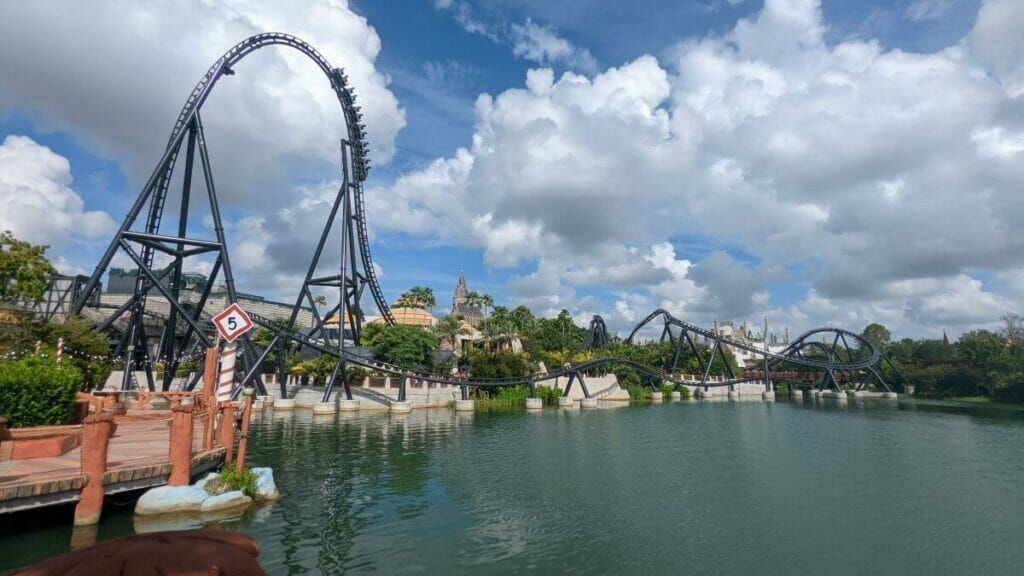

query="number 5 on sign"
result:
[212,303,254,343]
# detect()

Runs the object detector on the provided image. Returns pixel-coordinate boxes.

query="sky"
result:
[0,0,1022,341]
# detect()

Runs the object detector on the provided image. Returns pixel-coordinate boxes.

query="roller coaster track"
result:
[71,33,396,394]
[245,312,735,391]
[625,309,880,371]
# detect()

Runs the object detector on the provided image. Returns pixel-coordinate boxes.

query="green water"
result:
[3,398,1024,574]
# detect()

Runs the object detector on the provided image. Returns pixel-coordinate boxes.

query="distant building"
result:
[714,318,791,368]
[368,307,437,329]
[451,270,484,327]
[98,268,314,328]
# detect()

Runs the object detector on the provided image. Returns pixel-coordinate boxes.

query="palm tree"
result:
[480,293,494,317]
[312,295,327,318]
[409,286,436,309]
[396,286,436,309]
[433,314,470,352]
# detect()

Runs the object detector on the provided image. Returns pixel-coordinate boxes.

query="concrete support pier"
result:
[651,392,664,402]
[258,395,274,406]
[762,391,776,402]
[557,396,577,408]
[274,399,296,411]
[580,397,598,408]
[882,392,898,399]
[390,401,412,413]
[296,399,316,409]
[312,402,336,415]
[525,397,543,410]
[728,389,739,401]
[339,399,361,412]
[455,399,475,412]
[670,391,682,401]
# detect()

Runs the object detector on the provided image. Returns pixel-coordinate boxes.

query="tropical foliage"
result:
[396,286,436,309]
[372,324,439,370]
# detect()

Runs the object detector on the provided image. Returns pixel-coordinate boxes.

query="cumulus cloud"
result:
[0,0,405,206]
[373,0,1024,338]
[0,135,114,247]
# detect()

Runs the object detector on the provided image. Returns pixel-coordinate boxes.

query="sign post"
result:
[212,303,255,402]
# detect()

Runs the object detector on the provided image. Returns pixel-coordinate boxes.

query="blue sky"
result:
[0,0,1021,339]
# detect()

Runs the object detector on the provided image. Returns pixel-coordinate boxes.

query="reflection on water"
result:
[3,399,1024,574]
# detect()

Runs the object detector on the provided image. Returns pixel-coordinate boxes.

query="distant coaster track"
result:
[624,309,880,371]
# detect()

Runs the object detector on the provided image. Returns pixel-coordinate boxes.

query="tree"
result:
[463,290,493,317]
[396,286,436,309]
[1002,313,1024,345]
[312,295,327,316]
[957,330,1012,397]
[372,325,438,370]
[0,231,55,304]
[33,316,113,390]
[861,323,892,352]
[433,314,469,349]
[360,322,386,347]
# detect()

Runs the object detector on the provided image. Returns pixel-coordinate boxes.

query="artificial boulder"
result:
[200,490,252,513]
[252,467,280,501]
[134,485,209,516]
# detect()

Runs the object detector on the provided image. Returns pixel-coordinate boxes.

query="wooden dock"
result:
[0,410,227,516]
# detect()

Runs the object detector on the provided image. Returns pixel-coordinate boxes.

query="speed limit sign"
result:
[212,303,254,343]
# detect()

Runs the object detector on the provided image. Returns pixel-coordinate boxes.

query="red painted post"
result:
[235,389,254,472]
[167,405,194,486]
[74,412,117,525]
[202,346,218,449]
[0,417,9,461]
[217,402,237,464]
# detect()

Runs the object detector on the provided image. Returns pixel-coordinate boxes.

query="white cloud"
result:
[905,0,955,22]
[0,0,406,207]
[376,0,1024,338]
[510,19,597,72]
[0,135,114,248]
[433,3,595,72]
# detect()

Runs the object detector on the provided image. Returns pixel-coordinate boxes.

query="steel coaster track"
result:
[163,33,393,325]
[247,311,740,389]
[624,309,879,371]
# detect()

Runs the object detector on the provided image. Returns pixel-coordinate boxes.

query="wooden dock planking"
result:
[0,411,227,514]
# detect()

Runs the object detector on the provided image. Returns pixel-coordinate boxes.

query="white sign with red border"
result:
[212,302,254,343]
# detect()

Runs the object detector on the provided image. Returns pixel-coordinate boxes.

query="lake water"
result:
[3,397,1024,574]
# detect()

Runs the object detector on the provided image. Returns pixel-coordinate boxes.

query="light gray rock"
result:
[199,490,252,513]
[252,467,280,501]
[193,472,220,491]
[135,486,209,516]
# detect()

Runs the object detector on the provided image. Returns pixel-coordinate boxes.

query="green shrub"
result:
[623,382,651,402]
[218,465,258,498]
[0,353,84,427]
[535,385,562,405]
[474,385,531,409]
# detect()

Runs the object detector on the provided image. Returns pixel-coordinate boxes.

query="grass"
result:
[217,465,258,497]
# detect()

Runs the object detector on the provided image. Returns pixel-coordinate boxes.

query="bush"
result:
[218,465,258,498]
[466,350,534,379]
[474,385,531,409]
[0,353,84,427]
[535,385,562,405]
